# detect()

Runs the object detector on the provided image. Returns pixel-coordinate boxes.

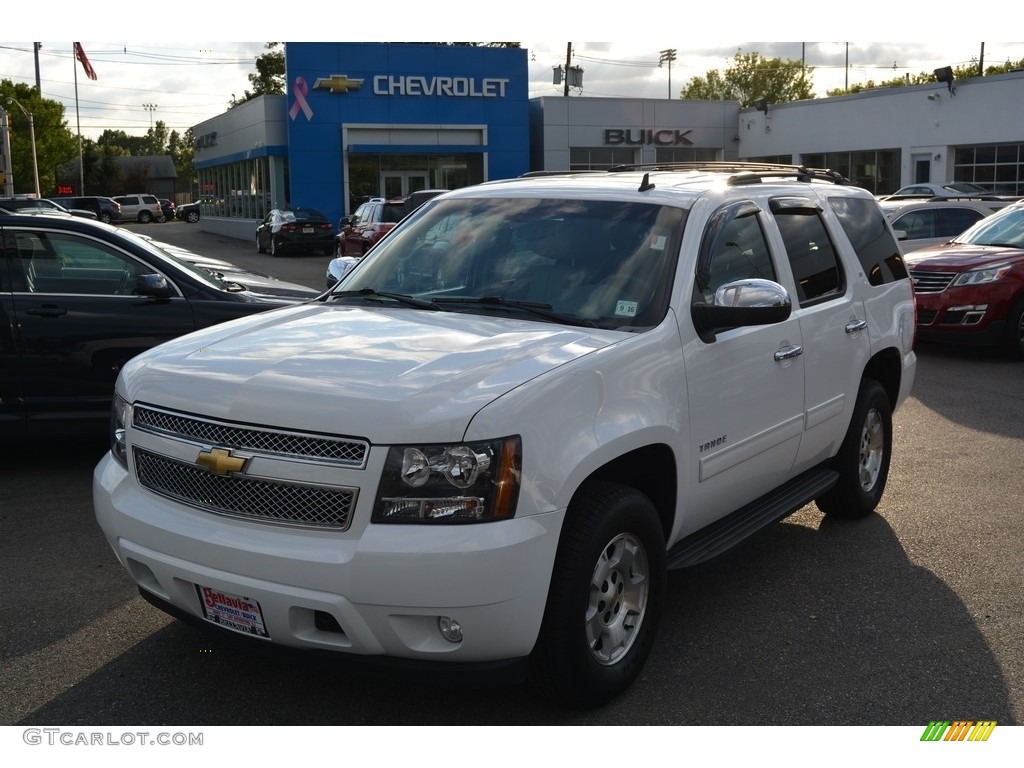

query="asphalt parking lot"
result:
[1,221,1022,726]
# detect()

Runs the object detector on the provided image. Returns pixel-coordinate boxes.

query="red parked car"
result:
[905,201,1024,358]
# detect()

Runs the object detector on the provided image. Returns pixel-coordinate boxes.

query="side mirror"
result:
[893,228,908,241]
[691,278,791,343]
[339,216,352,228]
[136,273,173,298]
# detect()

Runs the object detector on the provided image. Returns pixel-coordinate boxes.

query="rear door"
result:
[0,229,24,437]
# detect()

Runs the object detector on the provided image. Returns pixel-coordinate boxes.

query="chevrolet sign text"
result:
[373,76,510,97]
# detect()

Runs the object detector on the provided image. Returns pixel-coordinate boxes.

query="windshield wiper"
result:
[434,296,598,327]
[324,287,440,310]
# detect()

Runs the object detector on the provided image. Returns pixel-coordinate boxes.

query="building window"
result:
[196,157,275,219]
[801,150,899,195]
[954,144,1024,196]
[569,147,637,170]
[654,147,719,163]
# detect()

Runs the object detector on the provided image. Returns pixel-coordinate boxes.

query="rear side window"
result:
[827,196,908,285]
[771,206,844,305]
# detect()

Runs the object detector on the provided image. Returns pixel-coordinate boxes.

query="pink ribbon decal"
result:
[289,77,313,121]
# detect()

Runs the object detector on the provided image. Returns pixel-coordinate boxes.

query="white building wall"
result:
[738,70,1024,187]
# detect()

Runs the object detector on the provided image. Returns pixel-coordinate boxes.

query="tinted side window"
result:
[939,208,985,237]
[701,211,776,300]
[773,210,844,305]
[828,196,908,285]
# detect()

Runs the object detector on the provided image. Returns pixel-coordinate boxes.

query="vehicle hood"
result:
[904,243,1024,270]
[219,271,322,299]
[122,303,624,442]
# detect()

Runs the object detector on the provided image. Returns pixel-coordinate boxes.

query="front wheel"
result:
[816,379,892,519]
[529,482,665,708]
[1002,296,1024,360]
[185,211,200,224]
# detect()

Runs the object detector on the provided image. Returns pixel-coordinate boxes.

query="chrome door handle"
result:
[845,319,868,333]
[774,344,803,361]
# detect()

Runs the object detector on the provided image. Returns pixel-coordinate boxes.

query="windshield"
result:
[331,196,687,330]
[952,206,1024,248]
[113,226,228,290]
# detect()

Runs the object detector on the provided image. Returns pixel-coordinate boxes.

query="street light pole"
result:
[143,103,158,129]
[4,96,40,198]
[659,49,678,100]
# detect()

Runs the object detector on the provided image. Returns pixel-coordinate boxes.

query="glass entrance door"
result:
[382,172,429,198]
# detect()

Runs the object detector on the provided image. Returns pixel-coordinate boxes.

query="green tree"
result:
[230,42,285,108]
[680,50,815,107]
[828,57,1024,96]
[1,79,78,195]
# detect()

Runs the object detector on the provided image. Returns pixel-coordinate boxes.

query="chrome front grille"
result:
[133,447,356,529]
[909,269,957,294]
[133,405,368,467]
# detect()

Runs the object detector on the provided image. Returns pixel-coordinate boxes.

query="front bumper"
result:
[93,452,563,663]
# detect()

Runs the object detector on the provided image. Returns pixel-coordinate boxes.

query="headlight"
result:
[110,394,131,468]
[951,263,1013,287]
[372,436,521,523]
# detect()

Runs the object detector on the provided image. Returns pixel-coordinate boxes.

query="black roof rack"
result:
[517,162,852,186]
[605,161,852,186]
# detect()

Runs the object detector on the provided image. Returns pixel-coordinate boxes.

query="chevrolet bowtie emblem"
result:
[196,448,248,476]
[313,75,364,93]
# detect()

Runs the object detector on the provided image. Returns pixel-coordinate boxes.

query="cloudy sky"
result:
[1,11,1018,142]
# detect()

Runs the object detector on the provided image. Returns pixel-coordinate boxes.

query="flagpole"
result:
[74,44,84,195]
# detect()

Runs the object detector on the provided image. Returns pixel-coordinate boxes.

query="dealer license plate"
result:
[196,585,270,638]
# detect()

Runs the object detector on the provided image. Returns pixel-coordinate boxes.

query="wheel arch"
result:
[566,443,677,545]
[862,346,903,409]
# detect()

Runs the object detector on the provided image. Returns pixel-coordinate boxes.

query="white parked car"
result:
[879,199,1003,252]
[94,163,916,706]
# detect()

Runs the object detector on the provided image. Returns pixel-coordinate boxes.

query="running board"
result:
[666,466,839,569]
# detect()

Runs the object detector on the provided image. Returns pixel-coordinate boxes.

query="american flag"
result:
[74,42,98,80]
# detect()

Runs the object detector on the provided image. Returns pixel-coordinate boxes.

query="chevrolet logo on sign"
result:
[196,448,248,476]
[313,75,364,93]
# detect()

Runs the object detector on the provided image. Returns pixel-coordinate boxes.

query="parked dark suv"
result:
[49,196,122,224]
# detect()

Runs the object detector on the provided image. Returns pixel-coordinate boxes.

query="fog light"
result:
[438,616,463,643]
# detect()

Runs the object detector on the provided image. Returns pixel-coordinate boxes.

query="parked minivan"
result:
[49,196,122,224]
[112,194,165,223]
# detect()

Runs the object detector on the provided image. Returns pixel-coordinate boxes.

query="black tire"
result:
[270,237,281,258]
[100,213,112,224]
[816,379,892,519]
[139,211,152,223]
[185,210,200,224]
[1002,295,1024,360]
[256,234,266,254]
[529,482,665,708]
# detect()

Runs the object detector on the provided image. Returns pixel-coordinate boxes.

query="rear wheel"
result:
[100,213,112,224]
[185,210,200,224]
[270,237,281,257]
[138,211,152,223]
[529,482,665,708]
[816,379,892,519]
[256,234,266,254]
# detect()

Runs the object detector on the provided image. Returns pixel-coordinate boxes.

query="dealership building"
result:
[191,42,1024,239]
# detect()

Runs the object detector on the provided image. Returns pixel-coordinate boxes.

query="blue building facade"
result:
[285,42,529,227]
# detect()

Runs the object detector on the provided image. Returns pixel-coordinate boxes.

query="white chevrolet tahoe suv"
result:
[94,163,917,707]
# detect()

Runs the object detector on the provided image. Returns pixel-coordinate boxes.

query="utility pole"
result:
[4,96,40,197]
[0,108,14,197]
[563,43,572,97]
[34,43,42,92]
[659,49,678,99]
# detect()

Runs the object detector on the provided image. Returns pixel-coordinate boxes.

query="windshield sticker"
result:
[650,234,668,251]
[615,300,638,317]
